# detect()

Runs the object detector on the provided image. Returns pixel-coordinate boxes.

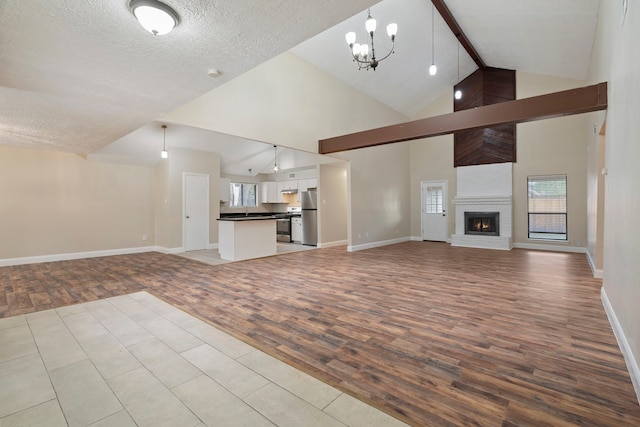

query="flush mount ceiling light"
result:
[129,0,180,36]
[345,9,397,71]
[161,124,168,159]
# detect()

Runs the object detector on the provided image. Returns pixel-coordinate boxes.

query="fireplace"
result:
[452,163,513,250]
[465,212,500,236]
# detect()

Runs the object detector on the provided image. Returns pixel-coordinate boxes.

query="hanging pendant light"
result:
[129,0,180,36]
[161,125,168,159]
[454,43,462,100]
[429,4,437,76]
[272,145,279,172]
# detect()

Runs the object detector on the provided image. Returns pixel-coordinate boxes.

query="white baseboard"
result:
[318,240,347,249]
[586,250,604,278]
[0,246,158,267]
[601,287,640,404]
[155,246,185,255]
[513,242,586,253]
[207,243,219,250]
[410,235,451,243]
[347,237,410,252]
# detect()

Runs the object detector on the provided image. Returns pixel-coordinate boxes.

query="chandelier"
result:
[345,10,397,71]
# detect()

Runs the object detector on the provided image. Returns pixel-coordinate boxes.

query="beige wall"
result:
[164,52,408,154]
[589,0,640,383]
[157,148,220,250]
[410,91,456,238]
[515,72,589,247]
[318,164,348,245]
[0,146,154,259]
[408,73,589,246]
[586,118,606,273]
[338,142,411,248]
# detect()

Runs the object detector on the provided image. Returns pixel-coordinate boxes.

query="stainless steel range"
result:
[275,207,301,243]
[276,216,291,242]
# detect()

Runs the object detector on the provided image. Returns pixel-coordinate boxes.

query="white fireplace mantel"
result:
[453,196,512,206]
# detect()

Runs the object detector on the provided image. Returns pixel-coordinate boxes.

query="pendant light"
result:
[161,125,168,159]
[272,145,279,172]
[454,43,462,100]
[429,4,437,76]
[129,0,180,36]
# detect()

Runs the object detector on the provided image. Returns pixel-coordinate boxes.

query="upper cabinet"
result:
[260,181,280,203]
[219,178,231,202]
[278,180,298,193]
[297,178,317,201]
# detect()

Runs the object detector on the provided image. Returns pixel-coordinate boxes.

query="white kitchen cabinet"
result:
[260,181,280,203]
[291,217,302,242]
[219,178,231,202]
[297,178,318,201]
[278,180,298,193]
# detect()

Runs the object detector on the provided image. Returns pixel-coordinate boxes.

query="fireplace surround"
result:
[451,163,513,250]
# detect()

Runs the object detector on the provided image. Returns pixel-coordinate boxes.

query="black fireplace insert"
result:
[465,212,500,236]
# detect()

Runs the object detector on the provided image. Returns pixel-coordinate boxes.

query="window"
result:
[527,175,567,240]
[425,186,444,214]
[229,182,257,207]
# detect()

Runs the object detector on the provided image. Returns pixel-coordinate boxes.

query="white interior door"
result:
[184,173,209,251]
[421,181,448,242]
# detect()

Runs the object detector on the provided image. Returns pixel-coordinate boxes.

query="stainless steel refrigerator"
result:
[301,190,317,246]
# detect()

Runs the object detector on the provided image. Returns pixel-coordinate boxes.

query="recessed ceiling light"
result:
[129,0,179,36]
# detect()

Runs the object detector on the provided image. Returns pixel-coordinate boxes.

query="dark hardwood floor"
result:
[1,242,639,426]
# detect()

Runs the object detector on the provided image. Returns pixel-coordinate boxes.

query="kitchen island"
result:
[217,216,277,261]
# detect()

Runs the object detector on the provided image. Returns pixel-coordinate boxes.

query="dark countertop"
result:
[217,216,277,222]
[219,212,300,220]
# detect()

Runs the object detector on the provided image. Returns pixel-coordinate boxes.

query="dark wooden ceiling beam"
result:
[431,0,486,70]
[318,82,607,154]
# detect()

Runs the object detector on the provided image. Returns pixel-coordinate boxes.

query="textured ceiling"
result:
[0,0,376,153]
[1,0,601,172]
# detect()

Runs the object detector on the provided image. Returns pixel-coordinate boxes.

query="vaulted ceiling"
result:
[0,0,600,175]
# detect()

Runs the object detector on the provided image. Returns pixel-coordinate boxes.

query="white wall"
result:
[0,146,155,261]
[589,0,640,396]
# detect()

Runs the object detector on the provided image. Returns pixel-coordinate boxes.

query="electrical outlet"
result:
[365,232,369,238]
[358,233,362,239]
[142,235,147,241]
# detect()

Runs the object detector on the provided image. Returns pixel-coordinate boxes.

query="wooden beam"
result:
[318,82,607,154]
[431,0,486,70]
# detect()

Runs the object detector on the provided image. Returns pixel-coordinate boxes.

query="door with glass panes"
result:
[421,181,448,242]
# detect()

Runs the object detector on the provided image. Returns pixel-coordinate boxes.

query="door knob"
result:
[186,216,190,219]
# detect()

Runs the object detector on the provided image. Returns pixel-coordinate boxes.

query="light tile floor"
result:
[0,291,407,427]
[177,243,316,266]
